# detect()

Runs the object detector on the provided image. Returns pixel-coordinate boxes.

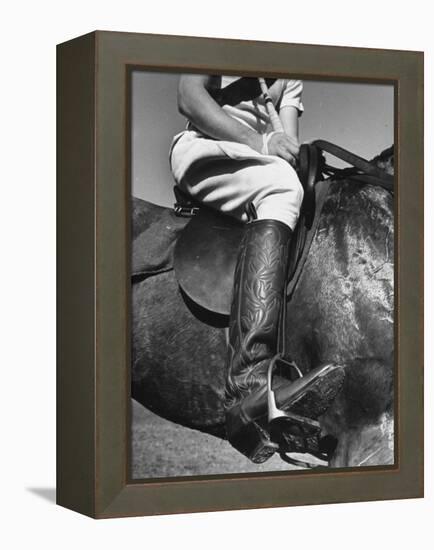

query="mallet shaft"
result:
[258,78,284,133]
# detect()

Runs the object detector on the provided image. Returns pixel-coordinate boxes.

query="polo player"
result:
[169,75,339,462]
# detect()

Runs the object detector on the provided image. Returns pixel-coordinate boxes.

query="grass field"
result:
[131,400,300,479]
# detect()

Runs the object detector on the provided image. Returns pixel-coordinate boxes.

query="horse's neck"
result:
[286,179,394,364]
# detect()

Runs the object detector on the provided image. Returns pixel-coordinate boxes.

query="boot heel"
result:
[225,404,278,463]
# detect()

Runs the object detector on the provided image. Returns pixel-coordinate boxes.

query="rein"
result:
[313,139,394,192]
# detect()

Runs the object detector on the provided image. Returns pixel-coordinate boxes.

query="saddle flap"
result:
[173,208,244,316]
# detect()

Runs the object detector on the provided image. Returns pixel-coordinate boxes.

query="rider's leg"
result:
[225,216,294,462]
[176,153,342,462]
[178,156,305,461]
[176,155,304,228]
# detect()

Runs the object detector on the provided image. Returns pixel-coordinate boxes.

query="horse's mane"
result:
[370,145,394,176]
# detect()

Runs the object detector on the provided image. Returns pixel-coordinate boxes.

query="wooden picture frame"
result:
[57,30,424,518]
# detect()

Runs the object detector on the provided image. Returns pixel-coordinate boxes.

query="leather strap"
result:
[313,139,394,191]
[285,180,331,300]
[209,77,277,107]
[298,144,324,229]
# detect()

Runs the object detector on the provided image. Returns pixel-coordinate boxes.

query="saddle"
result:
[173,205,244,315]
[173,140,394,317]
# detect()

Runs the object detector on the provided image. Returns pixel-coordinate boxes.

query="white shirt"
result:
[181,76,304,140]
[219,76,304,134]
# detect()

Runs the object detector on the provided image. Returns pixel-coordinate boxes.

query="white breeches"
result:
[170,130,304,230]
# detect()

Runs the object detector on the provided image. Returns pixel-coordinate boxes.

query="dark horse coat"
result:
[131,163,394,468]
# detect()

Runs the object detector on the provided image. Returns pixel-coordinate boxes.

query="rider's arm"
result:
[272,105,300,167]
[279,106,299,143]
[177,74,262,153]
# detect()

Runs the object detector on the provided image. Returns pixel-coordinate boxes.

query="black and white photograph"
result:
[5,0,429,538]
[130,70,395,479]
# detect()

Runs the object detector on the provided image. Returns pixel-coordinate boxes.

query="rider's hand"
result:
[267,132,300,167]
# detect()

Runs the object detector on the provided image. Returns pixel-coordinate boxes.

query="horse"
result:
[131,146,395,469]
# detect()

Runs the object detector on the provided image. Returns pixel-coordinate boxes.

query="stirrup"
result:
[266,355,341,466]
[267,355,321,434]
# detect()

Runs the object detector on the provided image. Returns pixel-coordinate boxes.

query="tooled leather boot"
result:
[224,218,344,463]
